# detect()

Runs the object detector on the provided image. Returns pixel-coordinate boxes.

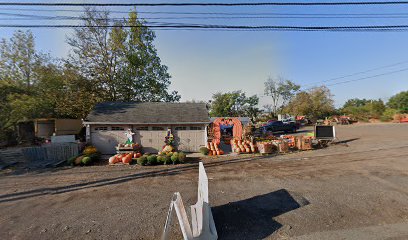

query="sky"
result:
[1,0,408,108]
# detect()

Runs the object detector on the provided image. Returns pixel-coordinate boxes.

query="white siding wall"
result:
[91,124,207,154]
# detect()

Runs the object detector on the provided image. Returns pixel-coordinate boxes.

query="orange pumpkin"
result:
[208,151,213,156]
[122,153,132,164]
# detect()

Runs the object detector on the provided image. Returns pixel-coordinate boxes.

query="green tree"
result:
[0,30,93,143]
[380,108,399,122]
[209,91,260,121]
[342,98,386,120]
[55,65,101,119]
[264,76,300,117]
[67,8,180,102]
[387,91,408,113]
[0,30,47,88]
[285,86,335,121]
[343,98,370,108]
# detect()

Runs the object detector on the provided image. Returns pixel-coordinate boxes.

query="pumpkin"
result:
[109,156,117,164]
[74,156,84,165]
[122,153,132,164]
[219,150,224,155]
[208,151,213,156]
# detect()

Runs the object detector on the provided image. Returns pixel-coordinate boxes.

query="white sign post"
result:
[162,162,218,240]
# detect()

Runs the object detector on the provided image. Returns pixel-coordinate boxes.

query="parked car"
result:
[260,121,297,134]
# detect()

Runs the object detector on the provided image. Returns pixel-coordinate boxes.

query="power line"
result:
[2,23,408,30]
[6,10,408,21]
[2,7,408,16]
[2,1,408,7]
[7,15,408,21]
[302,60,408,87]
[304,67,408,90]
[2,24,408,32]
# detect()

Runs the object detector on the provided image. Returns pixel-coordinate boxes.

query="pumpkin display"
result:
[230,138,257,154]
[109,156,117,164]
[122,153,133,164]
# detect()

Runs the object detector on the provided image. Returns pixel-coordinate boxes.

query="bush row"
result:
[135,152,187,166]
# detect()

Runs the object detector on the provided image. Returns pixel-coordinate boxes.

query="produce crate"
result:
[256,142,274,154]
[296,136,313,150]
[277,140,289,153]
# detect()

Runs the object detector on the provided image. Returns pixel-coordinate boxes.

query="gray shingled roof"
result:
[85,102,210,124]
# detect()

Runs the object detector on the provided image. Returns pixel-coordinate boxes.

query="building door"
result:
[134,130,167,153]
[174,129,206,152]
[91,126,129,155]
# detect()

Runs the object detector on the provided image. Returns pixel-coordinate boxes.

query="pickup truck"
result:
[260,121,297,134]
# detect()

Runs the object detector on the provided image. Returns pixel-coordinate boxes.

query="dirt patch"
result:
[1,123,408,239]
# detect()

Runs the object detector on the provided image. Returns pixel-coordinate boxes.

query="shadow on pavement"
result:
[0,155,270,203]
[212,189,310,240]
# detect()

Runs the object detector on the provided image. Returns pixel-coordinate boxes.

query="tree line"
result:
[1,8,408,143]
[0,8,180,142]
[209,77,408,122]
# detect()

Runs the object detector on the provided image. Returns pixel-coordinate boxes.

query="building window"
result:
[175,126,187,130]
[152,126,165,131]
[135,126,148,131]
[190,126,202,130]
[95,126,108,131]
[111,126,125,131]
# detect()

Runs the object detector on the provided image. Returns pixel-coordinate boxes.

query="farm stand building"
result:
[84,102,210,154]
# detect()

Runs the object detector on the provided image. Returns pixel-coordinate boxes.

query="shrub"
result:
[81,157,92,165]
[163,156,171,165]
[171,154,179,164]
[380,108,399,122]
[67,156,76,166]
[87,152,101,161]
[178,152,187,163]
[157,156,164,165]
[166,152,173,157]
[137,156,148,166]
[147,155,158,165]
[199,147,209,155]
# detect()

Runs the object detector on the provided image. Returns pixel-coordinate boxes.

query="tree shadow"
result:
[333,138,360,144]
[212,189,309,240]
[0,155,271,203]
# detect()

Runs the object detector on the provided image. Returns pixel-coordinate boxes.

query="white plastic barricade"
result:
[162,162,218,240]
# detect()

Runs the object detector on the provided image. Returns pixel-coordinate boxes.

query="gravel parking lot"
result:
[1,123,408,240]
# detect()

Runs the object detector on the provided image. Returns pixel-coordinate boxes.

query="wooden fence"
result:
[21,143,79,164]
